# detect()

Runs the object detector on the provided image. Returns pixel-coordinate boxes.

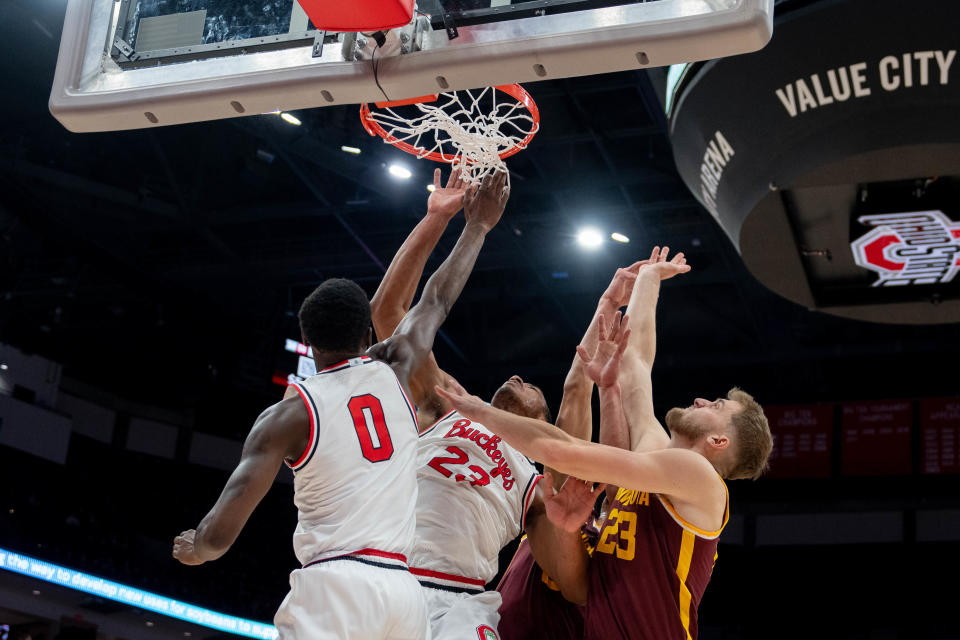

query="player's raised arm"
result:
[550,263,643,457]
[577,311,634,503]
[172,397,308,565]
[522,300,637,605]
[370,170,509,404]
[620,246,690,452]
[369,168,468,424]
[370,167,467,339]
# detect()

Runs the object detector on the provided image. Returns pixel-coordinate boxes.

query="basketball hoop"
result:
[360,84,540,186]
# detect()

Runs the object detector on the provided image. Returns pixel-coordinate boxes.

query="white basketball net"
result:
[365,87,538,186]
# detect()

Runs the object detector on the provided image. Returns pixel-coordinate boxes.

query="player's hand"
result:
[641,246,691,281]
[543,473,605,533]
[463,169,510,232]
[427,167,468,221]
[172,529,205,566]
[600,261,648,308]
[434,379,486,419]
[576,311,630,389]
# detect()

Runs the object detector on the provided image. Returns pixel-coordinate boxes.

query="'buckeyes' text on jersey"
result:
[287,356,420,566]
[410,410,541,589]
[584,485,729,640]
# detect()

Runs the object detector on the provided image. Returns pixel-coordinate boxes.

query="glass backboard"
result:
[50,0,774,132]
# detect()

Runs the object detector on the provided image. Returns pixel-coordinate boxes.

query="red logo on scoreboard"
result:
[851,210,960,287]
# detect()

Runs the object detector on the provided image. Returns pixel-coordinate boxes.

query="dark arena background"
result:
[2,0,959,638]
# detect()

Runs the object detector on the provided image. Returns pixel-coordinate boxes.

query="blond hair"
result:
[724,387,773,480]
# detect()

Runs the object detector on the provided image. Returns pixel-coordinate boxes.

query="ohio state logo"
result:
[851,210,960,287]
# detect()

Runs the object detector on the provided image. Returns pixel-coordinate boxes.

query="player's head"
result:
[490,375,552,422]
[665,387,772,480]
[298,278,372,355]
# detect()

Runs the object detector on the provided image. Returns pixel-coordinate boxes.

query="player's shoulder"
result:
[258,394,311,428]
[366,334,414,367]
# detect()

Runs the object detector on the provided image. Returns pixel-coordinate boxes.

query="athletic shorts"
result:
[274,558,430,640]
[423,586,502,640]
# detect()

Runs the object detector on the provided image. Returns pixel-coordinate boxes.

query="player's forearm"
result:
[193,516,233,562]
[396,221,488,352]
[473,403,574,467]
[371,213,451,338]
[546,374,592,480]
[527,520,590,605]
[420,221,487,309]
[624,269,661,365]
[556,293,621,435]
[192,486,248,562]
[598,382,629,503]
[598,383,629,451]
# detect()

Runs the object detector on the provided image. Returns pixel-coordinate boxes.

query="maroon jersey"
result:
[498,522,600,640]
[584,485,729,640]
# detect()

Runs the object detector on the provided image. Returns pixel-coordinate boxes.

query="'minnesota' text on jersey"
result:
[584,485,729,640]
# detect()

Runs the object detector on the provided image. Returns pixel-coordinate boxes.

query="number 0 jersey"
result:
[286,356,420,567]
[584,485,730,640]
[410,410,541,588]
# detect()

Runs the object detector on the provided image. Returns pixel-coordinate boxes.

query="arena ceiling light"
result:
[279,112,301,126]
[611,232,630,243]
[427,184,436,192]
[389,164,412,179]
[577,228,604,249]
[340,145,361,154]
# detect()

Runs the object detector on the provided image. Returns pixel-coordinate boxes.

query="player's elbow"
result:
[560,581,588,606]
[369,298,397,333]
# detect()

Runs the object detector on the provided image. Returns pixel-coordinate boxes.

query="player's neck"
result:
[313,349,365,370]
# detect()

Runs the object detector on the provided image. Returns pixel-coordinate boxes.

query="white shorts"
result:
[423,587,502,640]
[275,559,430,640]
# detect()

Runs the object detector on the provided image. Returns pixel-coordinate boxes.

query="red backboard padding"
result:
[297,0,415,32]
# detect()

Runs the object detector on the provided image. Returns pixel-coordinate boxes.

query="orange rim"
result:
[359,84,539,163]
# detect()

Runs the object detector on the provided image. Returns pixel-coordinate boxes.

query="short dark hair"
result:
[298,278,371,353]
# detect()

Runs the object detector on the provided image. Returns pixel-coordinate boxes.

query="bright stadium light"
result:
[611,232,630,243]
[280,112,301,126]
[341,145,361,154]
[576,228,604,249]
[389,164,412,179]
[427,184,436,192]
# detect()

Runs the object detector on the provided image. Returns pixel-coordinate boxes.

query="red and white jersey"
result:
[410,410,541,588]
[286,356,420,567]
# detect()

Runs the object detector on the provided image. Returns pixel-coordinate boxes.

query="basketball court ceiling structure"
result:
[1,0,958,428]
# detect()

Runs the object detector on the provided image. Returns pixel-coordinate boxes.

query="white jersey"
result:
[287,356,420,567]
[410,410,541,588]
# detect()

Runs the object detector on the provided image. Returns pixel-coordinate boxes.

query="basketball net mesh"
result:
[365,87,538,185]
